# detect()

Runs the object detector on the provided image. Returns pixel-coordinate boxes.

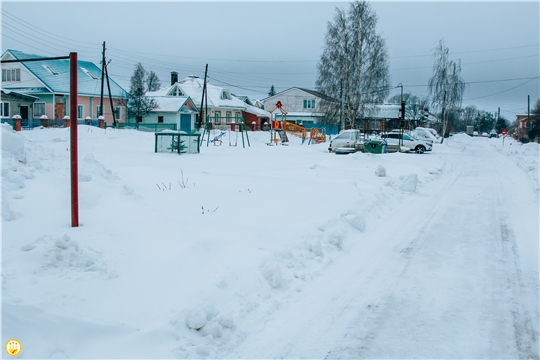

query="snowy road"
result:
[222,139,539,359]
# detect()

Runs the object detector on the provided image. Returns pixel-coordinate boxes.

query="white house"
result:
[262,87,333,126]
[146,74,270,131]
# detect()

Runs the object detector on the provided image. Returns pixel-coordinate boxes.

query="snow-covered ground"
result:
[2,124,538,359]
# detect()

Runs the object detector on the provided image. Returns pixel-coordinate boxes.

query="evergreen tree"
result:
[126,63,159,123]
[268,85,276,97]
[168,135,187,154]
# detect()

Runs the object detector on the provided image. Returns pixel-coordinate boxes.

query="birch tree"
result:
[316,1,391,129]
[428,39,466,143]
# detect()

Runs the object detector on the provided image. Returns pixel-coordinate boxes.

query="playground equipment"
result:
[308,128,326,144]
[268,101,290,146]
[210,131,226,145]
[200,116,250,148]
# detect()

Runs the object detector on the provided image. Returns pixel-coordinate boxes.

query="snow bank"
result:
[2,125,498,358]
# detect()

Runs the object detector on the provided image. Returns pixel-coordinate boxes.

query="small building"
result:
[145,94,199,132]
[515,114,535,140]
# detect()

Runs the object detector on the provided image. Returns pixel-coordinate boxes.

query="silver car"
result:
[381,132,433,154]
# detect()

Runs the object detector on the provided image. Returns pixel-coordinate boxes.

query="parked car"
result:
[473,131,479,137]
[481,132,488,137]
[328,129,364,153]
[489,130,497,138]
[380,132,433,154]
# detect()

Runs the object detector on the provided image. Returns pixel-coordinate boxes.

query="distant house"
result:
[358,105,438,133]
[143,87,199,132]
[144,73,270,131]
[1,49,128,125]
[262,87,331,126]
[515,114,535,140]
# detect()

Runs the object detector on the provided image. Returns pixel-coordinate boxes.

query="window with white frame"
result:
[226,111,232,124]
[1,102,9,117]
[2,68,21,82]
[96,105,103,117]
[33,103,46,117]
[303,99,315,109]
[77,105,84,120]
[235,112,241,122]
[214,111,221,125]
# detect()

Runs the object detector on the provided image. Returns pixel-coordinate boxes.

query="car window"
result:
[403,135,411,141]
[388,134,399,139]
[336,133,350,140]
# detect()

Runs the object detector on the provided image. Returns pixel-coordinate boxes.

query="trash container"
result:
[364,139,387,154]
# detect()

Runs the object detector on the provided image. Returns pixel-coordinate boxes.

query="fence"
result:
[1,118,102,130]
[118,122,177,132]
[155,132,201,154]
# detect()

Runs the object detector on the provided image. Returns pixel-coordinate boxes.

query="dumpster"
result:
[364,139,387,154]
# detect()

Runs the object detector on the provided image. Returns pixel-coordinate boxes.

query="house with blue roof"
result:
[1,49,128,125]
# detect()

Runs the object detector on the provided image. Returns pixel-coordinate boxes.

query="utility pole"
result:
[100,41,105,118]
[104,59,117,128]
[199,64,208,130]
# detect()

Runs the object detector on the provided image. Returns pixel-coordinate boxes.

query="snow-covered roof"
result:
[364,105,400,119]
[148,96,198,113]
[2,49,128,98]
[151,76,270,118]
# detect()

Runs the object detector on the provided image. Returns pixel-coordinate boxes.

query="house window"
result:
[303,99,315,109]
[371,121,379,130]
[77,104,84,120]
[226,111,232,124]
[2,69,21,82]
[1,102,9,117]
[114,106,121,120]
[215,111,221,125]
[158,116,164,123]
[96,105,103,117]
[235,112,241,122]
[33,102,46,117]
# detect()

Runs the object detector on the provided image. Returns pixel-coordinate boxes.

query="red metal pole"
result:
[70,52,79,227]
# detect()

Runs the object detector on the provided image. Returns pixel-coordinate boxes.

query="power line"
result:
[464,78,538,101]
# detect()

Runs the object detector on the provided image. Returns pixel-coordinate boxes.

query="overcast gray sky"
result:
[2,1,539,120]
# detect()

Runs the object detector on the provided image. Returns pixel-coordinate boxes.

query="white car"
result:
[328,129,364,153]
[380,132,433,154]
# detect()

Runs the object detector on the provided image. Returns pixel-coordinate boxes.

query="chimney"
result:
[171,71,178,85]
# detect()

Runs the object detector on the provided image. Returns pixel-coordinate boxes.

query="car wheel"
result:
[415,145,425,154]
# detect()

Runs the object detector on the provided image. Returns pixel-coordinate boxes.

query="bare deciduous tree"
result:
[428,39,466,143]
[316,1,391,129]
